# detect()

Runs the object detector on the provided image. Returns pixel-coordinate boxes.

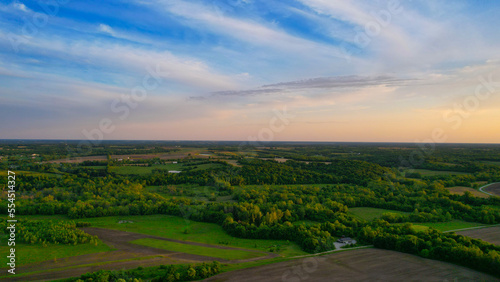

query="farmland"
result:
[456,226,500,245]
[405,168,469,177]
[1,141,500,280]
[5,0,500,280]
[110,163,182,175]
[410,220,488,232]
[0,240,112,267]
[130,239,265,260]
[482,183,500,197]
[446,186,490,198]
[71,215,306,257]
[204,248,499,282]
[0,222,277,281]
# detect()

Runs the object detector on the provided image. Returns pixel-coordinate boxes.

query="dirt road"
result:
[2,228,274,281]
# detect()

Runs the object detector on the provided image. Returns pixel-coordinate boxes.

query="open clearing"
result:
[348,207,408,221]
[456,226,500,245]
[46,149,212,163]
[446,186,490,198]
[79,215,306,257]
[2,228,197,281]
[0,170,59,178]
[411,220,486,232]
[0,241,112,267]
[1,227,274,281]
[131,238,265,260]
[481,161,500,166]
[110,163,184,175]
[482,183,500,197]
[346,209,489,232]
[203,248,499,282]
[407,169,469,176]
[14,214,306,256]
[223,159,241,167]
[81,228,273,263]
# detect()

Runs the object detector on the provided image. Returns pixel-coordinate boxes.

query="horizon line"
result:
[1,138,500,146]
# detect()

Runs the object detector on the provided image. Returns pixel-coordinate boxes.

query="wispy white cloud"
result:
[297,0,372,26]
[0,26,240,91]
[12,1,30,12]
[2,0,500,141]
[296,0,500,74]
[98,24,115,36]
[145,0,347,60]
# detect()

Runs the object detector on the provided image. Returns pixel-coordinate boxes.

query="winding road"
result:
[479,182,500,197]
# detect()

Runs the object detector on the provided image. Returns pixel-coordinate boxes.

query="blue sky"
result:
[1,0,500,142]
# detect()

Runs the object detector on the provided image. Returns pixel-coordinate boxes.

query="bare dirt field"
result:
[483,183,500,197]
[456,226,500,245]
[46,155,108,163]
[203,248,499,282]
[3,228,273,281]
[446,186,490,198]
[223,159,242,167]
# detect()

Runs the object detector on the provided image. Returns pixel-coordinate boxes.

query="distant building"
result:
[337,236,354,244]
[172,161,178,164]
[168,170,181,174]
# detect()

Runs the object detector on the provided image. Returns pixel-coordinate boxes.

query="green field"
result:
[131,238,264,260]
[177,148,208,154]
[348,207,409,221]
[110,163,183,175]
[0,170,59,177]
[0,241,112,266]
[481,161,500,166]
[187,163,225,171]
[411,220,487,232]
[110,162,224,175]
[14,214,69,221]
[346,208,487,231]
[240,184,333,193]
[145,184,232,202]
[406,169,468,176]
[70,215,306,257]
[145,184,208,194]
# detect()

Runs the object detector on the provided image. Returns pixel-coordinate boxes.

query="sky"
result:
[1,0,500,143]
